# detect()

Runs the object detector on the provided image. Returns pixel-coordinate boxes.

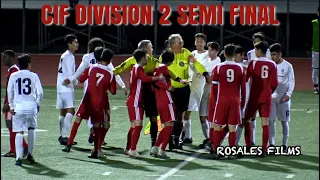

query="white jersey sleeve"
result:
[107,62,126,88]
[35,74,44,105]
[286,62,295,97]
[57,50,76,92]
[272,60,295,99]
[70,54,91,82]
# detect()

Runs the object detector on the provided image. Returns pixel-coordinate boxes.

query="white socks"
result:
[201,120,209,139]
[62,113,73,138]
[251,120,256,144]
[28,129,35,156]
[87,118,93,129]
[59,115,65,136]
[184,120,192,139]
[269,119,276,145]
[15,133,23,160]
[236,126,243,145]
[281,121,289,146]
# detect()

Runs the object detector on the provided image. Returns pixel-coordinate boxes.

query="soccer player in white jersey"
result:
[56,34,79,145]
[183,33,209,145]
[8,54,43,166]
[245,32,271,146]
[269,43,295,151]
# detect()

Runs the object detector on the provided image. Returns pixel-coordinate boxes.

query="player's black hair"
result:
[219,50,226,62]
[235,45,244,55]
[195,33,207,42]
[160,50,175,64]
[3,50,16,58]
[17,54,31,70]
[94,47,105,62]
[270,43,282,53]
[101,48,114,63]
[133,49,147,63]
[88,38,105,53]
[65,34,77,46]
[224,44,236,57]
[252,32,265,41]
[254,41,269,54]
[207,41,220,51]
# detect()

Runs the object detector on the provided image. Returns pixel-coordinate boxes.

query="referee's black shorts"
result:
[142,82,158,118]
[172,85,191,112]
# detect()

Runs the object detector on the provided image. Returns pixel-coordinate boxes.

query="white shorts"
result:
[56,92,75,109]
[312,52,319,68]
[270,99,291,122]
[12,112,38,132]
[199,96,209,116]
[187,92,202,111]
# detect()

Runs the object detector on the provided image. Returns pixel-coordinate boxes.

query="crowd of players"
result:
[2,31,296,165]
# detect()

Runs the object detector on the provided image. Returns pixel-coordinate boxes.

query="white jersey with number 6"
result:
[8,70,43,114]
[57,50,77,93]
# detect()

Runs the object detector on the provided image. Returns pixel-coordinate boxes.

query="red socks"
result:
[228,132,236,147]
[262,125,269,151]
[160,126,173,151]
[209,128,214,144]
[126,127,134,150]
[130,126,142,151]
[244,122,252,146]
[213,130,221,152]
[68,122,80,146]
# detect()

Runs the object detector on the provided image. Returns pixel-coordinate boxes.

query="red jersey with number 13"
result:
[79,64,116,111]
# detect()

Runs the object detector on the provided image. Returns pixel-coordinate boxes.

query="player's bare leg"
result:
[182,111,193,144]
[149,116,158,147]
[62,116,83,152]
[260,117,269,157]
[88,122,101,159]
[151,121,173,159]
[210,124,222,160]
[128,120,143,157]
[125,122,135,155]
[199,116,210,148]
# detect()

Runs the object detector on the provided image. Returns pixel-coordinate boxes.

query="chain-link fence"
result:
[1,0,319,56]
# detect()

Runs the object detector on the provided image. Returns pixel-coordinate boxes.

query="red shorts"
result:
[158,104,176,123]
[207,100,216,123]
[76,101,90,120]
[127,107,144,122]
[4,112,13,120]
[245,101,271,119]
[213,104,241,126]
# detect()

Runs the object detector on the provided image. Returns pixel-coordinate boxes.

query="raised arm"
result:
[113,57,135,75]
[70,55,90,82]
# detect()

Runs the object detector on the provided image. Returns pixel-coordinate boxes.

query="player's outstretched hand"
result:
[158,73,164,80]
[205,75,211,84]
[2,104,10,113]
[123,87,128,96]
[188,55,195,63]
[63,79,71,85]
[168,86,174,92]
[180,79,190,85]
[280,95,290,103]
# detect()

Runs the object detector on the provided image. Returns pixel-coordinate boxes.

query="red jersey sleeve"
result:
[109,75,117,95]
[271,64,278,93]
[4,68,19,105]
[246,61,253,82]
[79,67,90,83]
[155,68,171,90]
[137,67,153,82]
[240,69,246,108]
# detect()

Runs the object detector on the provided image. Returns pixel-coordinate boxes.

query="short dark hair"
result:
[133,49,147,63]
[270,43,282,53]
[94,47,105,62]
[101,48,114,63]
[160,50,175,64]
[219,50,226,62]
[88,38,105,53]
[235,45,244,55]
[195,33,207,41]
[252,32,265,41]
[254,41,269,54]
[65,34,77,45]
[207,41,220,51]
[3,50,16,58]
[224,44,236,57]
[17,54,31,70]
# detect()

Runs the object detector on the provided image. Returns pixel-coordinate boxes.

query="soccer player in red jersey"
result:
[126,49,164,157]
[210,44,246,159]
[1,50,28,158]
[150,50,176,158]
[80,48,117,158]
[244,41,278,157]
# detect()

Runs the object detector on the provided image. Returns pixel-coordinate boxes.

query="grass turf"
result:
[1,87,319,180]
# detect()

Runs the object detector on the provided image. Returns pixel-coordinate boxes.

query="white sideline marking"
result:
[224,173,233,177]
[156,149,205,180]
[39,170,50,175]
[1,128,47,137]
[102,172,112,176]
[286,174,295,178]
[147,175,184,177]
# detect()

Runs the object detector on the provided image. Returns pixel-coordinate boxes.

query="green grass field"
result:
[1,87,319,180]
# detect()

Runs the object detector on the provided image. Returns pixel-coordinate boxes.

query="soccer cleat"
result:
[2,151,15,158]
[150,146,159,156]
[127,150,140,158]
[314,89,319,95]
[199,139,210,149]
[26,154,35,164]
[175,142,183,150]
[282,145,288,153]
[23,147,28,158]
[124,149,129,155]
[158,149,170,159]
[98,150,106,158]
[15,158,22,166]
[168,138,175,151]
[183,138,193,144]
[62,145,71,153]
[209,151,221,160]
[88,151,99,159]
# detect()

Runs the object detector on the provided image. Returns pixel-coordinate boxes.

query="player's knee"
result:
[66,108,75,115]
[213,124,221,131]
[75,117,82,123]
[261,118,269,126]
[228,125,236,132]
[164,122,173,126]
[103,121,110,129]
[134,120,142,126]
[184,111,191,119]
[60,109,67,116]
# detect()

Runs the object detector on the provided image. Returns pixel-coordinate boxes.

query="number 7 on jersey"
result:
[96,73,104,86]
